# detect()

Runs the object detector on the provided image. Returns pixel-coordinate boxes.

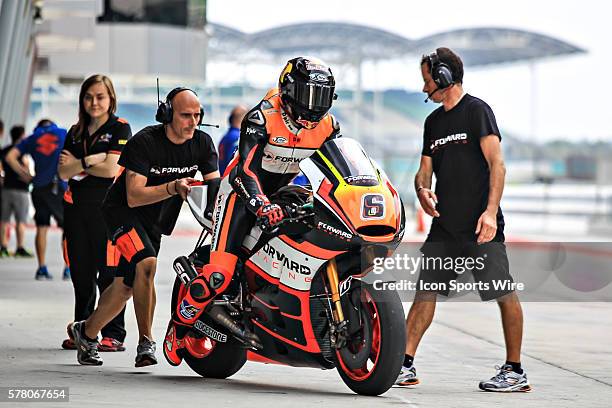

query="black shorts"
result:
[417,222,512,301]
[103,206,161,288]
[31,184,64,227]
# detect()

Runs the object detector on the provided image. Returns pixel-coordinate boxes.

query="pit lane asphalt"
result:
[1,228,611,407]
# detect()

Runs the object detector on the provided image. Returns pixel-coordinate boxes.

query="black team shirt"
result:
[1,145,29,191]
[62,114,132,205]
[422,94,505,236]
[103,124,218,231]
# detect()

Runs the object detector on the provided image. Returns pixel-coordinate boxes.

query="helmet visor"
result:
[290,82,335,111]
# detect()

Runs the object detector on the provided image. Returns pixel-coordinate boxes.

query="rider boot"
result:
[163,264,233,366]
[163,320,189,366]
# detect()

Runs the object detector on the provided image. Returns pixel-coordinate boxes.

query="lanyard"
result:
[83,118,110,156]
[83,132,102,157]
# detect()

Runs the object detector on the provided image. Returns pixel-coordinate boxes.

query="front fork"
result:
[326,258,349,348]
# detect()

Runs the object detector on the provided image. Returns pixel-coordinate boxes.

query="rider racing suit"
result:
[173,87,341,329]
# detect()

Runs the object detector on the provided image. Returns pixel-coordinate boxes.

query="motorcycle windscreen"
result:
[312,138,380,186]
[186,185,212,229]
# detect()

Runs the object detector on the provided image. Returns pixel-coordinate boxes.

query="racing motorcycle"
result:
[170,137,406,396]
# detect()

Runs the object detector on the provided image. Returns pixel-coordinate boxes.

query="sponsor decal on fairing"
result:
[361,194,386,220]
[250,238,327,291]
[317,221,353,240]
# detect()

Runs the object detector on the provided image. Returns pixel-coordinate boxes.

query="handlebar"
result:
[281,202,314,224]
[257,201,315,234]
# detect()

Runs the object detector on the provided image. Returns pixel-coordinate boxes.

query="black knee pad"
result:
[189,280,211,301]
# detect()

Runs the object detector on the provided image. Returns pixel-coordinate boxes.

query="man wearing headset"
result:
[163,56,341,366]
[395,48,530,392]
[68,88,219,367]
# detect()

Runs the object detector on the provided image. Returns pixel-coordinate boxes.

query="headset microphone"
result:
[423,50,455,103]
[156,78,161,107]
[424,88,441,103]
[199,123,220,128]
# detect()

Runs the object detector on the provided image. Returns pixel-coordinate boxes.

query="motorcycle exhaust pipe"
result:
[173,256,197,285]
[208,306,263,350]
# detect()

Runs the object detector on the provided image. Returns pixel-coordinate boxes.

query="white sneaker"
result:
[479,364,532,392]
[395,364,419,386]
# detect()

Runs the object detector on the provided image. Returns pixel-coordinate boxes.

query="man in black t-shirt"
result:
[395,48,530,392]
[68,88,219,367]
[0,126,33,257]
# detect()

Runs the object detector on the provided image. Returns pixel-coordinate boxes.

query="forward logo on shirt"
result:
[430,133,468,152]
[149,165,198,176]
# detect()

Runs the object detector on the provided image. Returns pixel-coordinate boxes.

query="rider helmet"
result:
[279,57,336,129]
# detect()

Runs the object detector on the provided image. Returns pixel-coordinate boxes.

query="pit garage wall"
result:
[44,22,208,82]
[0,0,37,138]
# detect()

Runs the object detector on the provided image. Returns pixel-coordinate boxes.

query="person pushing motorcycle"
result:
[163,57,342,366]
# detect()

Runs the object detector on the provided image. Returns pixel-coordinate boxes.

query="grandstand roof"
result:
[207,22,586,65]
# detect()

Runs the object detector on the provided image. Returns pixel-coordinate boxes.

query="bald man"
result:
[68,88,219,367]
[218,104,247,175]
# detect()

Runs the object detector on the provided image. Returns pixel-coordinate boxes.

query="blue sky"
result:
[208,0,608,142]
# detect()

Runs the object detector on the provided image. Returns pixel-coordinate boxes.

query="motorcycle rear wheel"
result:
[171,276,247,379]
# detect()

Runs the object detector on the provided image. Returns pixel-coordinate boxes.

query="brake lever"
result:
[283,203,314,223]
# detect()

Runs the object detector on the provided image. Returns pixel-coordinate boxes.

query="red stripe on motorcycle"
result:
[388,180,402,231]
[252,293,280,310]
[280,311,301,320]
[317,179,355,232]
[246,351,286,365]
[279,235,344,260]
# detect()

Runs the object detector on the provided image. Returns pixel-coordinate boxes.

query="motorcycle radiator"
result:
[309,296,334,362]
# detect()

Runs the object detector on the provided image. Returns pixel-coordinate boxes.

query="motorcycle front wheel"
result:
[334,283,405,396]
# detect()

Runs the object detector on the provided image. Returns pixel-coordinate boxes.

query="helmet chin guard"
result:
[282,103,323,129]
[296,118,320,130]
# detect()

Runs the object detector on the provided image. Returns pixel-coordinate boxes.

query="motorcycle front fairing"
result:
[299,138,405,252]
